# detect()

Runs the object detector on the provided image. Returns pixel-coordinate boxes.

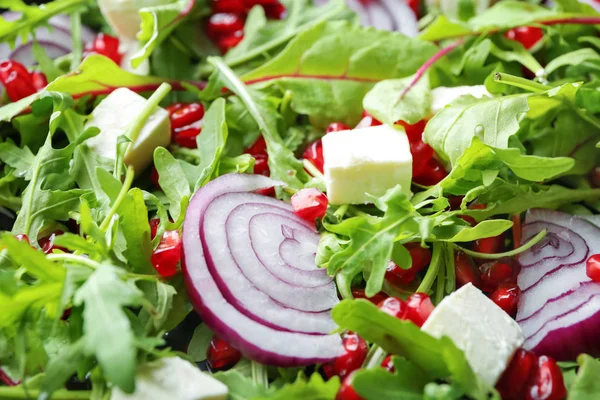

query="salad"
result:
[1,0,600,399]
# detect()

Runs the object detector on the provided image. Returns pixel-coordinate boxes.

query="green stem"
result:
[251,361,269,388]
[334,204,349,220]
[493,72,550,93]
[114,82,172,178]
[454,229,547,260]
[416,242,443,293]
[0,387,90,400]
[100,165,135,232]
[303,159,324,180]
[444,243,456,294]
[47,253,101,269]
[336,273,354,300]
[70,11,82,70]
[364,346,387,369]
[434,253,446,305]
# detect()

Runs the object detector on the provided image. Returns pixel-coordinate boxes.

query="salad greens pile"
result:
[1,0,600,398]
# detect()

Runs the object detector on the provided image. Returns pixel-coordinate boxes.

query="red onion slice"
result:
[516,209,600,360]
[183,174,343,366]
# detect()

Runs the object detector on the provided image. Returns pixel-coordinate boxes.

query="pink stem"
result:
[399,39,465,99]
[540,17,600,26]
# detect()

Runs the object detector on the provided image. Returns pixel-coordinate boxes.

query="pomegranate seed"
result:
[326,122,351,133]
[490,283,521,316]
[323,332,368,379]
[359,110,382,127]
[14,234,30,245]
[504,27,544,50]
[174,126,202,148]
[166,103,183,116]
[31,71,47,90]
[84,33,122,65]
[381,355,395,372]
[525,355,566,400]
[377,297,406,319]
[207,335,242,370]
[170,103,205,131]
[264,2,287,19]
[291,188,328,221]
[473,232,506,256]
[149,219,160,239]
[303,140,324,174]
[586,254,600,282]
[497,348,537,400]
[254,186,275,197]
[403,292,434,327]
[151,230,182,278]
[454,251,481,287]
[412,159,447,186]
[217,31,244,54]
[448,195,464,210]
[212,0,245,14]
[397,120,427,142]
[252,154,270,176]
[206,13,245,40]
[479,261,514,293]
[406,0,420,17]
[243,0,278,7]
[385,243,432,286]
[0,60,37,102]
[351,288,388,305]
[410,140,435,178]
[151,167,161,190]
[336,372,364,400]
[40,231,67,254]
[246,137,267,155]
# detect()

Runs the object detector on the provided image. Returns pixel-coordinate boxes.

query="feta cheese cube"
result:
[422,283,524,386]
[431,85,492,114]
[111,357,228,400]
[322,125,412,205]
[84,87,170,174]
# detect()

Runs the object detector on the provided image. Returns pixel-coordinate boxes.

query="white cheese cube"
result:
[322,125,412,205]
[111,357,228,400]
[422,283,524,386]
[431,85,492,114]
[84,87,170,174]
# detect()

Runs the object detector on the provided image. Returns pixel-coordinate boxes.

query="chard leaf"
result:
[242,21,437,127]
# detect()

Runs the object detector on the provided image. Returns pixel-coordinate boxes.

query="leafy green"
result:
[568,354,600,399]
[255,373,340,400]
[193,97,229,188]
[353,357,430,400]
[214,370,273,399]
[154,147,191,220]
[242,21,437,127]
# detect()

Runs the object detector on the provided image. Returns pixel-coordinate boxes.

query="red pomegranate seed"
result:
[454,251,481,287]
[151,166,161,190]
[397,119,427,142]
[303,140,324,174]
[410,139,435,178]
[252,154,270,176]
[149,218,160,239]
[412,159,447,186]
[403,292,434,327]
[326,122,351,133]
[586,254,600,282]
[381,355,395,372]
[217,31,244,54]
[170,103,205,131]
[246,137,267,155]
[291,188,328,221]
[212,0,245,14]
[351,288,388,305]
[448,195,464,210]
[377,297,406,319]
[207,335,242,370]
[336,372,364,400]
[254,186,275,197]
[406,0,420,17]
[40,231,67,254]
[151,230,182,278]
[174,126,202,148]
[0,60,37,102]
[473,232,506,256]
[14,234,30,245]
[385,243,432,286]
[84,33,122,65]
[525,355,566,400]
[206,13,245,40]
[264,2,287,19]
[323,332,368,379]
[490,283,521,316]
[359,110,382,127]
[243,0,278,7]
[479,261,514,293]
[504,27,544,50]
[31,71,47,90]
[166,103,183,116]
[497,348,537,400]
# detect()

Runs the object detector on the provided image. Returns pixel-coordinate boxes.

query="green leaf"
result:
[353,357,430,400]
[0,283,63,327]
[242,21,437,127]
[568,354,600,399]
[0,141,35,180]
[194,97,229,188]
[40,339,87,398]
[492,147,574,181]
[73,264,143,393]
[255,373,340,400]
[187,324,213,362]
[363,75,432,126]
[154,147,191,220]
[0,234,65,282]
[214,370,273,399]
[546,48,600,75]
[117,188,154,274]
[131,0,203,68]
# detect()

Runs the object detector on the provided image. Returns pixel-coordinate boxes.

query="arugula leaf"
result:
[187,324,213,362]
[492,147,574,181]
[568,354,600,399]
[74,264,143,393]
[193,97,229,188]
[353,357,430,400]
[154,147,191,220]
[242,21,437,127]
[545,48,600,75]
[255,373,340,400]
[214,370,273,399]
[0,141,35,180]
[117,188,154,274]
[131,0,205,69]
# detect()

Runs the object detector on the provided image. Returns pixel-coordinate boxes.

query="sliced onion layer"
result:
[183,174,343,366]
[516,209,600,360]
